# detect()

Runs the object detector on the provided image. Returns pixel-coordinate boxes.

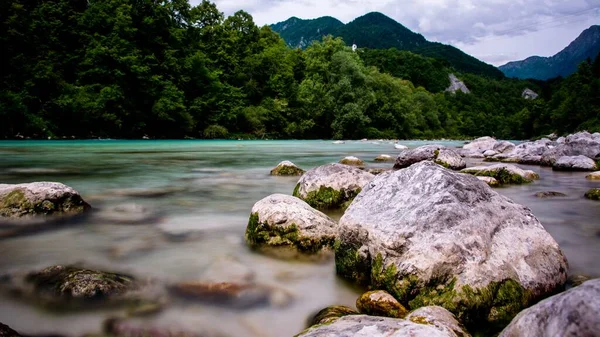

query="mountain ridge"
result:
[499,25,600,80]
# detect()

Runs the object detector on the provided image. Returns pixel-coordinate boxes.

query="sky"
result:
[204,0,600,66]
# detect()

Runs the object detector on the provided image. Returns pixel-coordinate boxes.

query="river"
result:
[0,140,599,336]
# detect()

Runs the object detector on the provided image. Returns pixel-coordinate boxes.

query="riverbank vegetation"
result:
[1,0,599,140]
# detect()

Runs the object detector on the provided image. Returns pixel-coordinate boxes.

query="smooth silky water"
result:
[0,140,599,336]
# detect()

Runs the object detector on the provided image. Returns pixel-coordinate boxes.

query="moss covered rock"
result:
[356,290,408,318]
[335,162,567,331]
[534,191,567,198]
[293,163,374,210]
[270,161,305,176]
[0,182,90,217]
[245,194,337,259]
[374,154,394,162]
[339,156,365,166]
[309,305,359,326]
[394,145,466,170]
[461,164,539,185]
[584,188,600,200]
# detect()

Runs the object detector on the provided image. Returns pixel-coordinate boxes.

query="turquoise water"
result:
[0,140,599,336]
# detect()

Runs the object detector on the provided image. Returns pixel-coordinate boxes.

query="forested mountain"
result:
[500,25,600,80]
[270,12,504,79]
[1,0,599,140]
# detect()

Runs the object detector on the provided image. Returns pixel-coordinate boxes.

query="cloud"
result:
[198,0,600,65]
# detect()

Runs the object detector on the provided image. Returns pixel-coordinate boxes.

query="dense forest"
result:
[1,0,599,140]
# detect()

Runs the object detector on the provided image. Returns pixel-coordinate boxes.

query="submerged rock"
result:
[534,191,567,198]
[586,171,600,180]
[0,182,90,218]
[201,256,255,284]
[270,161,305,176]
[93,203,162,225]
[169,281,292,309]
[297,314,468,337]
[552,155,598,171]
[393,145,466,170]
[104,317,226,337]
[293,163,374,210]
[461,164,539,184]
[0,323,22,337]
[499,279,600,337]
[339,156,365,166]
[406,306,470,337]
[584,188,600,201]
[245,194,337,258]
[356,290,408,318]
[335,162,567,329]
[309,305,359,326]
[374,154,394,162]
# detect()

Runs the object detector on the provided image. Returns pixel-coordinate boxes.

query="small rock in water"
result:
[534,191,567,198]
[476,176,499,187]
[394,144,408,150]
[356,290,408,318]
[94,203,162,225]
[270,161,305,176]
[0,182,90,218]
[308,305,359,326]
[461,164,539,184]
[332,140,345,144]
[584,188,600,201]
[201,256,255,284]
[586,171,600,180]
[339,156,365,166]
[374,154,394,162]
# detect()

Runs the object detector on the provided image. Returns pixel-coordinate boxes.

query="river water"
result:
[0,140,599,336]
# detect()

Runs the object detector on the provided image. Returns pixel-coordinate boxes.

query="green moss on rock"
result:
[334,240,371,286]
[299,186,360,210]
[309,305,358,326]
[584,188,600,200]
[271,165,305,176]
[462,168,532,185]
[356,290,408,318]
[245,213,335,255]
[0,188,89,217]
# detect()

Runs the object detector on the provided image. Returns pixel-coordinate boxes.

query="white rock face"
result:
[394,145,466,170]
[333,140,345,144]
[293,163,374,209]
[476,176,499,187]
[406,306,471,337]
[297,314,467,337]
[553,155,598,171]
[499,279,600,337]
[375,154,394,162]
[521,88,539,100]
[483,150,498,157]
[446,74,470,94]
[461,164,539,184]
[335,162,567,326]
[0,182,90,217]
[541,131,600,166]
[246,194,337,256]
[340,156,365,166]
[490,138,555,164]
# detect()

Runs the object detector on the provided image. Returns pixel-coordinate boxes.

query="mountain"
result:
[270,12,504,79]
[499,25,600,80]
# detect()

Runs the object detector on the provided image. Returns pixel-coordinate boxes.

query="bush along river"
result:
[1,134,600,337]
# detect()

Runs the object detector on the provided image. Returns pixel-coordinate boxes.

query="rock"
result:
[493,141,516,153]
[457,149,484,158]
[356,290,408,318]
[169,281,293,309]
[363,168,390,175]
[270,161,305,176]
[339,156,364,166]
[521,88,539,100]
[499,279,600,337]
[534,191,567,198]
[0,323,22,337]
[394,144,408,150]
[406,306,470,337]
[567,274,591,288]
[93,203,162,225]
[540,131,600,166]
[394,145,466,170]
[375,154,394,162]
[476,176,499,187]
[446,74,470,94]
[557,136,566,144]
[463,136,497,152]
[201,256,255,283]
[483,150,498,157]
[297,314,467,337]
[586,171,600,180]
[584,188,600,200]
[104,317,225,337]
[461,164,539,184]
[333,141,345,144]
[293,164,374,210]
[245,194,337,258]
[0,182,90,218]
[489,138,555,164]
[110,186,184,198]
[335,162,567,328]
[309,305,359,326]
[552,155,598,171]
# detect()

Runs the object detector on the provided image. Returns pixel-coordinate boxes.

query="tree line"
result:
[1,0,599,140]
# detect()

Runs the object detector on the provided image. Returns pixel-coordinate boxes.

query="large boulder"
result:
[297,312,469,337]
[335,162,567,329]
[393,145,466,170]
[463,136,497,152]
[461,164,539,184]
[270,161,305,176]
[552,155,598,171]
[0,182,90,218]
[540,131,600,166]
[488,138,555,164]
[499,279,600,337]
[293,164,374,210]
[245,194,337,258]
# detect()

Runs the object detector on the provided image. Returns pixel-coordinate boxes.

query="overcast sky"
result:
[204,0,600,66]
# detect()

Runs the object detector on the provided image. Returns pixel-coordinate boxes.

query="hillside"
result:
[500,25,600,80]
[270,12,504,79]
